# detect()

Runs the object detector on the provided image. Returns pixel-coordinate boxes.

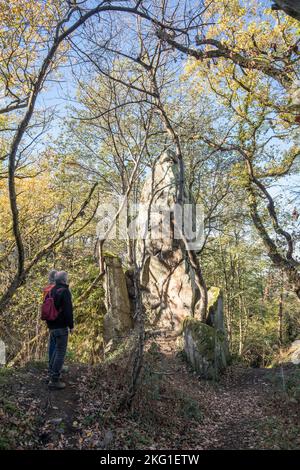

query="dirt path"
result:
[35,364,84,449]
[0,340,299,450]
[142,335,300,450]
[0,363,87,449]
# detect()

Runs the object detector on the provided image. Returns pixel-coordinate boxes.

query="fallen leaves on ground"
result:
[0,338,299,450]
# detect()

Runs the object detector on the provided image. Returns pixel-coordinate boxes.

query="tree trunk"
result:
[238,295,243,356]
[278,291,284,346]
[246,184,300,302]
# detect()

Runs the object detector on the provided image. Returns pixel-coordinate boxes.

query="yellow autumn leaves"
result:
[0,0,66,97]
[184,0,299,128]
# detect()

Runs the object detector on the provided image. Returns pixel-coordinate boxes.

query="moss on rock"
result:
[183,317,228,380]
[207,286,221,310]
[183,318,216,361]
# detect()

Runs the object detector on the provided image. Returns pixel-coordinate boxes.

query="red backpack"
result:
[41,287,64,321]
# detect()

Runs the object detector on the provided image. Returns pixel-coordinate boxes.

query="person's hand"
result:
[69,328,74,334]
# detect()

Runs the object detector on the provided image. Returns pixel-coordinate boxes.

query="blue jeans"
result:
[48,328,69,381]
[48,334,56,366]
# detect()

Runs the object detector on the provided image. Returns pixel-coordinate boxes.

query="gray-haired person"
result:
[43,270,58,370]
[46,271,74,390]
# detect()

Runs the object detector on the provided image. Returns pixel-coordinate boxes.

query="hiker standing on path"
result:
[46,271,74,390]
[43,270,57,370]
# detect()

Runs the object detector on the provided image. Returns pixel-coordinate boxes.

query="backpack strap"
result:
[52,287,67,311]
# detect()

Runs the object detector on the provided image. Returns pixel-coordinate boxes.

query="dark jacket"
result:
[46,282,74,330]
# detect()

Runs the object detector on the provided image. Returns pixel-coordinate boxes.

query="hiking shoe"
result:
[48,380,66,390]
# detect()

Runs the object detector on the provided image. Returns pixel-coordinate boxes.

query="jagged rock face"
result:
[183,288,230,380]
[137,151,199,332]
[207,287,227,331]
[136,151,185,260]
[141,251,198,332]
[102,150,198,341]
[103,256,133,346]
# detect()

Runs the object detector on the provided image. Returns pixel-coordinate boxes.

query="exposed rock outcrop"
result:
[103,255,133,346]
[102,151,230,377]
[183,288,230,380]
[136,150,200,333]
[141,251,199,333]
[207,287,229,342]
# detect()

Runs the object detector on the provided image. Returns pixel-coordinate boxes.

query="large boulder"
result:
[183,317,229,380]
[141,251,199,333]
[136,151,187,258]
[103,255,133,346]
[183,317,227,380]
[207,287,230,361]
[136,150,200,333]
[183,287,230,379]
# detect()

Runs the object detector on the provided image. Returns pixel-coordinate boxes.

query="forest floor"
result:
[0,335,299,450]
